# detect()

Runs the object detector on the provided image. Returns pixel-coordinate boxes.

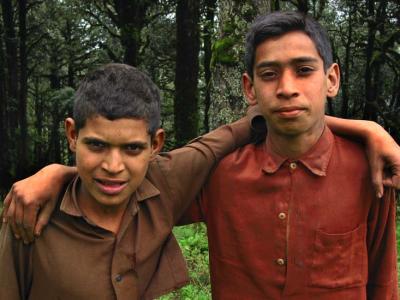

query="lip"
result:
[94,178,128,195]
[274,106,306,118]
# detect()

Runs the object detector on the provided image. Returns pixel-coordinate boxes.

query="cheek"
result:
[127,155,151,178]
[75,151,100,172]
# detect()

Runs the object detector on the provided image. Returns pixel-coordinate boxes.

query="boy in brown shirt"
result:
[0,63,252,299]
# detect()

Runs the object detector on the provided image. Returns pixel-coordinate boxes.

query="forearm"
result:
[161,117,251,222]
[187,116,251,162]
[37,164,77,188]
[325,116,378,142]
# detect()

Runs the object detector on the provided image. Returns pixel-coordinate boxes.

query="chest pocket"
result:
[309,223,367,289]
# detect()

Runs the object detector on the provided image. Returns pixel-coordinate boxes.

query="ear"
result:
[150,128,165,158]
[242,72,257,106]
[326,63,340,98]
[65,118,78,152]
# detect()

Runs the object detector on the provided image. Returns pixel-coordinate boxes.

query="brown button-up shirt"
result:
[0,117,252,300]
[186,126,398,299]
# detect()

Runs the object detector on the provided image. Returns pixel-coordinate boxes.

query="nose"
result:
[276,70,299,100]
[101,149,124,174]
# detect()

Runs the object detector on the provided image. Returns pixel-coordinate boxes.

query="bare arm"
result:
[326,116,400,197]
[2,164,76,242]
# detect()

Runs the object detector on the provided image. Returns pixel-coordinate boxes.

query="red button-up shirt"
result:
[185,126,397,299]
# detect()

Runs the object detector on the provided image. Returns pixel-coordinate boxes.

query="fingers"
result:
[370,158,384,198]
[6,199,22,240]
[14,197,32,244]
[34,200,56,237]
[392,175,400,189]
[22,205,39,242]
[382,175,400,190]
[3,184,38,243]
[2,189,12,223]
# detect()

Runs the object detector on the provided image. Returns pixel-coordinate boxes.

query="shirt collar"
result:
[262,125,335,177]
[60,176,160,218]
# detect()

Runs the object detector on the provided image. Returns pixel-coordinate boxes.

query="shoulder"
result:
[333,134,366,158]
[331,133,369,173]
[214,143,261,173]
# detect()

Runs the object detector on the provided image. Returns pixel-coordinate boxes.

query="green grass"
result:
[159,223,211,300]
[397,223,400,285]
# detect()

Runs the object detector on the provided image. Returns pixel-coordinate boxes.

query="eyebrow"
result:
[255,56,320,69]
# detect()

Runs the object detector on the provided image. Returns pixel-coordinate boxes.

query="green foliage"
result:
[397,213,400,288]
[159,224,211,299]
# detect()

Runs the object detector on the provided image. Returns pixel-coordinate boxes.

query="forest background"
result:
[0,0,399,298]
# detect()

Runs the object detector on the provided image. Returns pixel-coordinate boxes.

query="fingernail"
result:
[2,217,6,223]
[14,234,20,239]
[34,230,41,237]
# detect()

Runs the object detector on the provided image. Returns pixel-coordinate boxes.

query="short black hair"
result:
[245,11,333,78]
[73,63,161,136]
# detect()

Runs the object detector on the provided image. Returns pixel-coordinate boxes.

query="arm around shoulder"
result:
[3,164,77,243]
[326,116,400,196]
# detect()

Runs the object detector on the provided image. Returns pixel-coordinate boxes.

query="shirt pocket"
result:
[309,223,367,289]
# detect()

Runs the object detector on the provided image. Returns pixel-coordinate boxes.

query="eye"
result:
[124,144,144,155]
[260,70,278,80]
[87,140,106,151]
[297,66,314,75]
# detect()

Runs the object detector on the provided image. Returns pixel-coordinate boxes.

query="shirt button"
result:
[276,258,285,266]
[289,162,297,170]
[278,212,286,220]
[115,274,122,282]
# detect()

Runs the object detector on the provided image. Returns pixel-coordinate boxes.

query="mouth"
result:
[94,178,128,195]
[274,106,306,118]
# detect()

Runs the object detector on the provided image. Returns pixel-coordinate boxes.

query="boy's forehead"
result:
[255,31,322,64]
[80,116,151,141]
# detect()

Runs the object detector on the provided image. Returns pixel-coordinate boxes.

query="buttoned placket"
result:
[110,202,139,299]
[274,161,298,274]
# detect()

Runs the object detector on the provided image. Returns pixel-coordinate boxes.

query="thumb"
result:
[370,160,384,198]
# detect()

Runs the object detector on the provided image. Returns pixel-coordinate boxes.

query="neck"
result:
[77,187,129,234]
[267,123,325,159]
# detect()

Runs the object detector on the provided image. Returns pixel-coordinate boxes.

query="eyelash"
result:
[124,145,144,154]
[87,141,106,150]
[260,66,314,79]
[297,66,314,74]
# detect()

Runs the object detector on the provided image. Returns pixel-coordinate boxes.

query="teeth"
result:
[97,180,123,186]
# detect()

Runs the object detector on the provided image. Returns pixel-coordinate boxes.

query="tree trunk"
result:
[113,0,153,66]
[174,0,200,146]
[48,50,62,163]
[340,1,355,118]
[0,18,12,188]
[16,0,29,179]
[362,0,377,120]
[203,0,216,133]
[296,0,309,13]
[1,0,18,130]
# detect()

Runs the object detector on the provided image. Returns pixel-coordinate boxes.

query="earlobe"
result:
[151,129,165,158]
[65,118,77,152]
[242,73,257,106]
[327,63,340,97]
